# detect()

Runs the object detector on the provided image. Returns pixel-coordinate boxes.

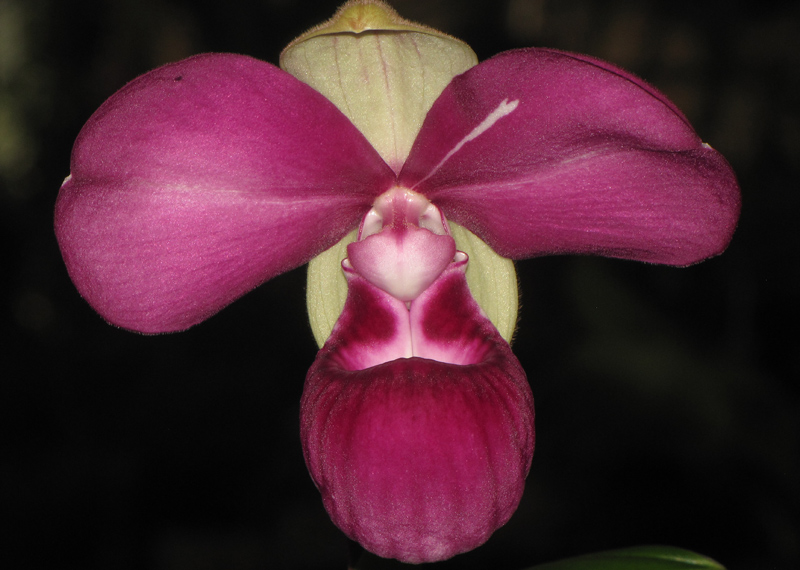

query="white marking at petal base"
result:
[412,99,519,188]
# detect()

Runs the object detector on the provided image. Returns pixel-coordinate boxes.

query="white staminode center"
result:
[358,187,450,240]
[346,187,457,303]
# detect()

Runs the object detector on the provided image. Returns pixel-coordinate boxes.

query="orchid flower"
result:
[54,0,740,564]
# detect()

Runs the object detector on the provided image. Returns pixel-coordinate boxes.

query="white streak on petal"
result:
[411,99,519,189]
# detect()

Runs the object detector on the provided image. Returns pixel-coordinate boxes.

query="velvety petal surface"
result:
[399,48,740,266]
[302,263,535,563]
[55,53,394,333]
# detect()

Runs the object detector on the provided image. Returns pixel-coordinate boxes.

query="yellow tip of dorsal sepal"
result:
[324,0,408,33]
[280,0,478,171]
[283,0,467,52]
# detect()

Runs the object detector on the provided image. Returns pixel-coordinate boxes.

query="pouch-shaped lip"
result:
[301,263,535,563]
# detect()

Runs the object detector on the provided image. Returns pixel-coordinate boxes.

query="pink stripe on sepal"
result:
[400,48,740,266]
[55,53,394,333]
[302,264,534,563]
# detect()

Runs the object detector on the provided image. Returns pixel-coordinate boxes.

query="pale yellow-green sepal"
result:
[448,223,519,343]
[306,229,355,349]
[280,0,477,171]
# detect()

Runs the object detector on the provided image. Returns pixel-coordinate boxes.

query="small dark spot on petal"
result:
[174,75,183,81]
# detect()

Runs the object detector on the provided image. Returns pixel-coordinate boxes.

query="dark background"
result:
[2,0,798,569]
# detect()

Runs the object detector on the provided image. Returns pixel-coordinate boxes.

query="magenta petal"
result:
[55,53,394,332]
[302,266,534,563]
[399,48,740,265]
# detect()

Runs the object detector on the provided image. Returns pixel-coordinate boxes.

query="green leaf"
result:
[523,546,725,570]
